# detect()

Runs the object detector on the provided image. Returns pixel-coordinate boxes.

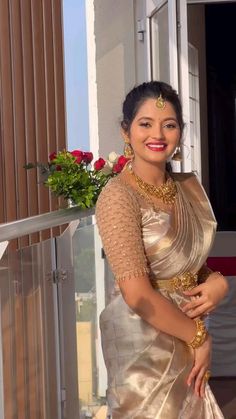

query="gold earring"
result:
[172,146,182,161]
[123,137,134,158]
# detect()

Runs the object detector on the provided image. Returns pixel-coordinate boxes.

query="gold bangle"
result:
[188,318,208,349]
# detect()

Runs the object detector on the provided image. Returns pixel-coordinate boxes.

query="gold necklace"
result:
[128,164,177,205]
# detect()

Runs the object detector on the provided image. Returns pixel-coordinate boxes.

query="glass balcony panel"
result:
[0,239,59,419]
[1,205,235,418]
[56,216,108,418]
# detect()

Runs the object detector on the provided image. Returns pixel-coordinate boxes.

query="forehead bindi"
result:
[135,99,177,121]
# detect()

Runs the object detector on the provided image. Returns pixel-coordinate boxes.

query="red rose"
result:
[49,151,57,161]
[94,158,106,171]
[56,165,62,171]
[113,163,123,173]
[117,155,129,168]
[71,150,84,164]
[83,151,93,164]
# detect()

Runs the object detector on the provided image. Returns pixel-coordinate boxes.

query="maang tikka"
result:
[156,94,166,109]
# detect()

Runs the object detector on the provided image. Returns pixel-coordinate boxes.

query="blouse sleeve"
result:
[95,180,149,281]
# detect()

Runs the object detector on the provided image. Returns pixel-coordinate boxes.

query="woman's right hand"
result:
[182,273,228,318]
[186,334,212,398]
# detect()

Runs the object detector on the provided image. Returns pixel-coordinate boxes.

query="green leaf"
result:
[27,150,117,209]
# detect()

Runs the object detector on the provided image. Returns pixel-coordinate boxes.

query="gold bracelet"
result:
[188,319,208,349]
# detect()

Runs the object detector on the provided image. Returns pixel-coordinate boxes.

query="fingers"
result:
[183,285,203,296]
[194,367,207,398]
[200,373,208,398]
[185,303,213,318]
[182,295,217,317]
[188,366,210,398]
[186,365,198,387]
[182,297,206,313]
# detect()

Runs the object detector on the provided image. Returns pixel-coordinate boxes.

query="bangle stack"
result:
[188,318,208,349]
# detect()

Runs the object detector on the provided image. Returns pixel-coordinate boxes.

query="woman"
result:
[96,81,228,418]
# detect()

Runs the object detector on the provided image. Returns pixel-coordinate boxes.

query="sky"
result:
[63,0,90,151]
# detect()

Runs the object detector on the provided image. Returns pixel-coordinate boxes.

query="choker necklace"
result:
[128,164,177,205]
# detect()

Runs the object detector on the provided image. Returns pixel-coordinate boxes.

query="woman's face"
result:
[126,98,181,166]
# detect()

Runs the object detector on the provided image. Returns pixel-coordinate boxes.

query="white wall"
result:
[94,0,136,157]
[134,0,149,84]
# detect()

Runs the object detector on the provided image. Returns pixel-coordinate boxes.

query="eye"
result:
[163,123,178,129]
[139,122,151,128]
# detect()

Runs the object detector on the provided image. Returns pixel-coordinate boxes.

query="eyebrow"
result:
[137,116,178,122]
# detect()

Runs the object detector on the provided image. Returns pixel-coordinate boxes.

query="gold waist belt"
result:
[151,272,198,292]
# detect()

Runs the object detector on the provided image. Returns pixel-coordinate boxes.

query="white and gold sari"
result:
[96,172,224,419]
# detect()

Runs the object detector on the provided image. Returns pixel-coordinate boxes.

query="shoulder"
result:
[171,172,195,183]
[95,176,140,218]
[97,176,136,203]
[172,172,215,218]
[172,172,203,192]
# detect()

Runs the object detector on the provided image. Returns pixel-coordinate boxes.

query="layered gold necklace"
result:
[128,164,177,205]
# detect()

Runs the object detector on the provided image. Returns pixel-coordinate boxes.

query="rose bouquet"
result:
[25,150,130,209]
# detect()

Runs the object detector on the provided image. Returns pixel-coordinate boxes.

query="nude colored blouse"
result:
[95,177,150,281]
[95,172,217,283]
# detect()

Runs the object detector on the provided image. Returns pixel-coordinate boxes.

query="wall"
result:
[94,0,136,157]
[187,4,209,191]
[134,0,149,84]
[0,0,67,247]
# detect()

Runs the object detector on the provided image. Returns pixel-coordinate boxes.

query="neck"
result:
[131,158,167,187]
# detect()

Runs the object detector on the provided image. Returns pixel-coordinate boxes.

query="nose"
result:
[150,124,164,140]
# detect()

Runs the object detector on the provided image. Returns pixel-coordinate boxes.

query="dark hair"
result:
[121,81,184,137]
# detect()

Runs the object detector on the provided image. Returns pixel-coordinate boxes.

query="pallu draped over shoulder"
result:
[95,172,224,419]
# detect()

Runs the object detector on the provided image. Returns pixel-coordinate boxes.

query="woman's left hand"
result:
[187,334,212,398]
[182,272,229,318]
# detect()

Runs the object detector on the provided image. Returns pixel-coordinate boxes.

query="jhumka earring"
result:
[123,137,134,158]
[156,94,166,109]
[171,145,182,161]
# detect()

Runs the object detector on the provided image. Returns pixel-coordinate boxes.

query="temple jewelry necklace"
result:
[128,163,177,205]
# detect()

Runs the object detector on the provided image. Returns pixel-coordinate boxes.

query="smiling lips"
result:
[146,142,167,152]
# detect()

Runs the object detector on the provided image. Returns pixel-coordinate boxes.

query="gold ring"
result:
[204,370,211,381]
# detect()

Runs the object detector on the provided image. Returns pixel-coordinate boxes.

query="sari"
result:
[96,173,224,418]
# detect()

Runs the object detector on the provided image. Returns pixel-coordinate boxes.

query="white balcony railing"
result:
[0,206,109,419]
[0,208,235,419]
